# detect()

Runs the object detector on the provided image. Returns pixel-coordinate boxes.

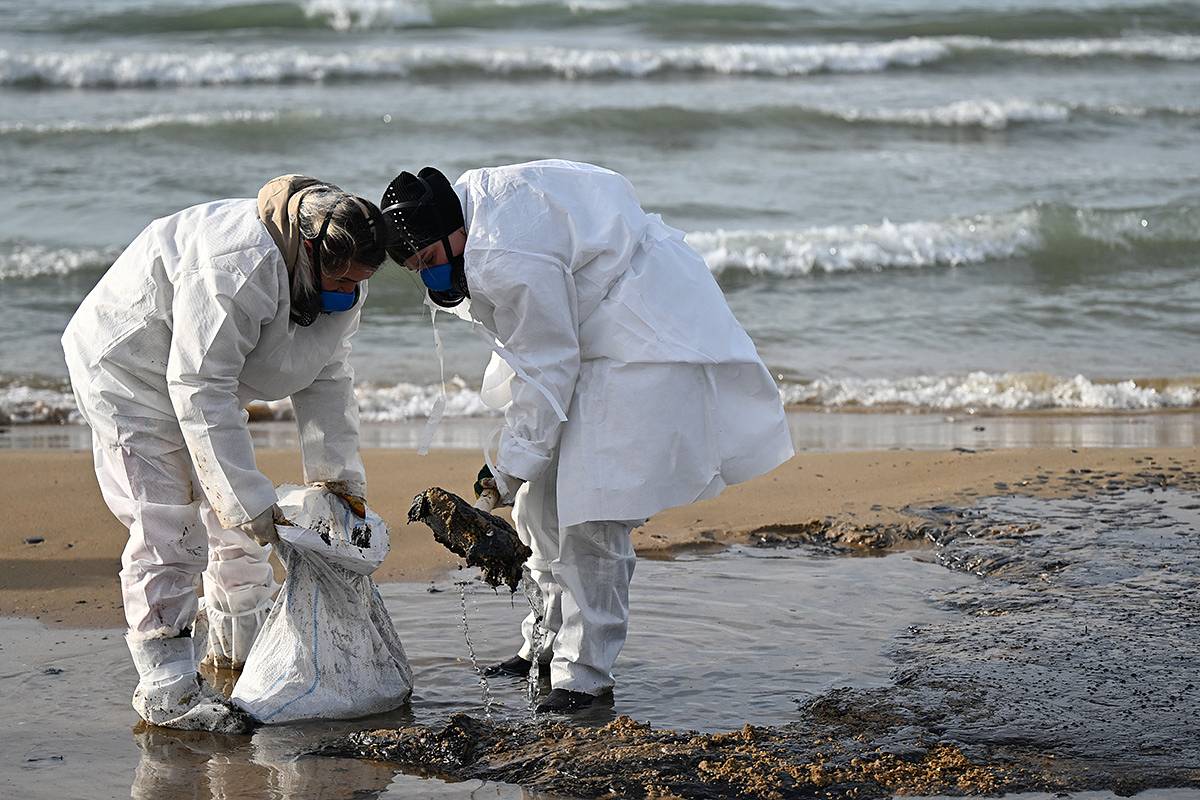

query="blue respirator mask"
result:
[309,206,362,315]
[319,287,359,313]
[417,237,467,307]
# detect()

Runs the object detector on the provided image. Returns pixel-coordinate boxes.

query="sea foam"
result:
[0,384,81,425]
[688,210,1042,275]
[0,110,306,137]
[301,0,434,30]
[5,35,1200,87]
[6,201,1196,282]
[0,243,120,280]
[6,371,1198,427]
[780,373,1200,412]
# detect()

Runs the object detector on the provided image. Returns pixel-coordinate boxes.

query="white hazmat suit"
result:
[62,196,367,725]
[450,160,793,695]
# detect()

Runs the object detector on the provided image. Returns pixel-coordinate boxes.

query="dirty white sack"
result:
[231,484,412,723]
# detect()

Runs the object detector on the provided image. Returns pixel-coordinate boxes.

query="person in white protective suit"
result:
[380,160,794,714]
[62,176,387,732]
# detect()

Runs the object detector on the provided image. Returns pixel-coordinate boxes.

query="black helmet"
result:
[380,167,464,264]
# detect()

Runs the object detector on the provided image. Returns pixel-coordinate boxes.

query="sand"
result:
[2,445,1196,627]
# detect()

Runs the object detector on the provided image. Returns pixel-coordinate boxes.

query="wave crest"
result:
[781,373,1200,411]
[7,202,1198,282]
[45,1,1200,38]
[6,371,1198,426]
[691,202,1200,276]
[691,212,1040,275]
[0,110,312,138]
[0,383,80,425]
[5,36,1200,88]
[0,243,119,280]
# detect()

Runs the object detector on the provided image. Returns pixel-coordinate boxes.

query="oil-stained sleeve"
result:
[471,251,581,485]
[289,302,366,496]
[166,256,279,528]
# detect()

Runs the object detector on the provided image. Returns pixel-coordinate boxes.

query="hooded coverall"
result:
[62,198,366,716]
[451,160,794,695]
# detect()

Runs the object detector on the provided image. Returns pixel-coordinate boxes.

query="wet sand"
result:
[2,446,1199,626]
[1,546,968,798]
[326,472,1200,798]
[3,445,1199,798]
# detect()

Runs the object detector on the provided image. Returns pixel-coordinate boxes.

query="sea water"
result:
[1,0,1198,427]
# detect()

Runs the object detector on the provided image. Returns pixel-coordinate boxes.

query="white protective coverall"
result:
[62,198,366,719]
[451,160,794,694]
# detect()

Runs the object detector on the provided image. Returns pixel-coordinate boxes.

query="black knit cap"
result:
[380,167,464,263]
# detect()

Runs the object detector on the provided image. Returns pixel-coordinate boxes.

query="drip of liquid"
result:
[456,580,494,719]
[521,568,547,714]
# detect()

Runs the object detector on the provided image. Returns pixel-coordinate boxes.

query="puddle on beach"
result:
[3,485,1198,799]
[0,546,966,799]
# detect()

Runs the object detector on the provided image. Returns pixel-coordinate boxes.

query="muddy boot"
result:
[128,633,258,734]
[535,688,611,714]
[483,654,532,678]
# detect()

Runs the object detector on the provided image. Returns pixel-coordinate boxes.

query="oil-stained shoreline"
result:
[318,460,1200,799]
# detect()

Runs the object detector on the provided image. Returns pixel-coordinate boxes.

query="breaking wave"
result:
[45,1,1200,38]
[6,201,1198,282]
[689,202,1200,276]
[247,377,496,422]
[7,371,1199,426]
[0,109,318,138]
[0,243,120,280]
[780,373,1200,412]
[7,100,1198,144]
[4,35,1200,88]
[545,98,1200,135]
[5,99,1195,151]
[0,382,81,425]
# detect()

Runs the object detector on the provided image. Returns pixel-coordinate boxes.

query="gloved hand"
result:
[238,504,281,546]
[474,465,519,509]
[473,464,497,501]
[313,480,367,519]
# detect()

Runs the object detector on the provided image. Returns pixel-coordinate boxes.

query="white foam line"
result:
[827,98,1071,130]
[6,35,1199,87]
[0,243,120,280]
[301,0,434,31]
[781,373,1200,411]
[687,210,1042,275]
[7,371,1197,427]
[0,110,300,136]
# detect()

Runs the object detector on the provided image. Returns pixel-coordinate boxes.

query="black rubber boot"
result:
[482,654,531,678]
[535,688,604,714]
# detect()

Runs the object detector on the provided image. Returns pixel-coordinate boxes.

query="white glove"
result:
[238,504,281,546]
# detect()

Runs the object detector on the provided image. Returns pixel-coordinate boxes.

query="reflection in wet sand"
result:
[131,724,398,800]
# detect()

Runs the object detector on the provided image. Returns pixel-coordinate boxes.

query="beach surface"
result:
[3,444,1196,627]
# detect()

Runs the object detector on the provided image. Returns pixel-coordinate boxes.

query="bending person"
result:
[62,176,386,732]
[381,160,793,714]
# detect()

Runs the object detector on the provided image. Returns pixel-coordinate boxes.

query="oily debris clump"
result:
[407,487,531,591]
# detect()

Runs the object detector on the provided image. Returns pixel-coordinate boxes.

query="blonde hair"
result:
[293,188,386,302]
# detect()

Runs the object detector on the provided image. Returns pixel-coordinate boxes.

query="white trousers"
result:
[512,456,637,695]
[91,423,274,644]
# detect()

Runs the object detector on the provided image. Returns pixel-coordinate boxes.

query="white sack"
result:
[231,485,412,723]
